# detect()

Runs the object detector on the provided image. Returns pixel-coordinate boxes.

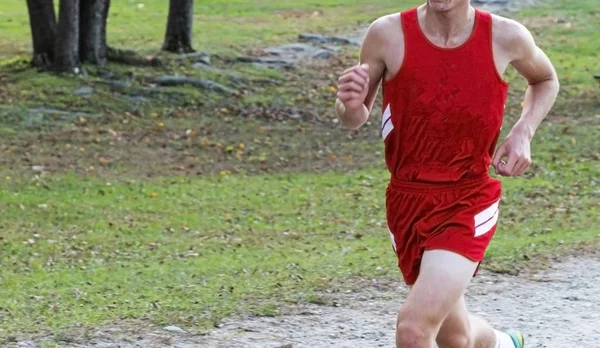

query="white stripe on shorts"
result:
[474,201,500,237]
[389,228,397,252]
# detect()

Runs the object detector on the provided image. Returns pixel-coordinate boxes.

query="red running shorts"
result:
[386,174,502,285]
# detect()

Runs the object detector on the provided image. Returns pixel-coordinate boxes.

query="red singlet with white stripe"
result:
[381,7,509,183]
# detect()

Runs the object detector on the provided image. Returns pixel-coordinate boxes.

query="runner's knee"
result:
[396,319,431,348]
[396,310,439,348]
[436,330,472,348]
[436,300,473,348]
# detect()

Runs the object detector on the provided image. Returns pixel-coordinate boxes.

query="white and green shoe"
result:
[507,330,525,348]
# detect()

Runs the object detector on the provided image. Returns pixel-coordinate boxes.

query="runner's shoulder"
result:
[364,13,403,47]
[491,14,536,58]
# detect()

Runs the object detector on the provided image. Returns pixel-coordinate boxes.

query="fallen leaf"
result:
[98,157,112,166]
[185,129,199,137]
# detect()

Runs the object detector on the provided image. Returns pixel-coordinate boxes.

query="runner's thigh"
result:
[399,249,478,326]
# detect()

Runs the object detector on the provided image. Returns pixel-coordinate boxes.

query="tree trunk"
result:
[79,0,111,64]
[25,0,57,67]
[54,0,81,73]
[162,0,195,53]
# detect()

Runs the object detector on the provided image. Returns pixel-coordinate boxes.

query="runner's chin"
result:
[428,0,461,12]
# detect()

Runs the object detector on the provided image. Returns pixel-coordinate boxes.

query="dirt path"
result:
[199,257,600,348]
[12,256,599,347]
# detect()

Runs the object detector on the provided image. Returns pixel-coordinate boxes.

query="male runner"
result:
[335,0,559,347]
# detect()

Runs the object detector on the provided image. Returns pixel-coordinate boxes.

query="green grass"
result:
[1,162,598,337]
[519,0,600,87]
[0,0,599,342]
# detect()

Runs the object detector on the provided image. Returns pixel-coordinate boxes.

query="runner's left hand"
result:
[492,132,532,177]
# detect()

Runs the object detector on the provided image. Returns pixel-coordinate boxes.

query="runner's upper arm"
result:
[504,20,557,85]
[358,17,390,112]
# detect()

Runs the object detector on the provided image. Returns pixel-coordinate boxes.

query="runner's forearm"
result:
[511,77,559,140]
[335,99,369,129]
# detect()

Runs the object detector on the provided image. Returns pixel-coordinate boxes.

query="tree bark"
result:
[162,0,195,53]
[25,0,57,67]
[54,0,81,73]
[79,0,111,64]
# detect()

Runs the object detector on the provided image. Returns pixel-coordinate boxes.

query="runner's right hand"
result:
[337,63,370,111]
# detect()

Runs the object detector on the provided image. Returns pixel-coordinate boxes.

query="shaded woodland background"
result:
[26,0,195,71]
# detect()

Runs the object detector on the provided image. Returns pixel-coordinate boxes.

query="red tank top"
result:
[381,7,509,183]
